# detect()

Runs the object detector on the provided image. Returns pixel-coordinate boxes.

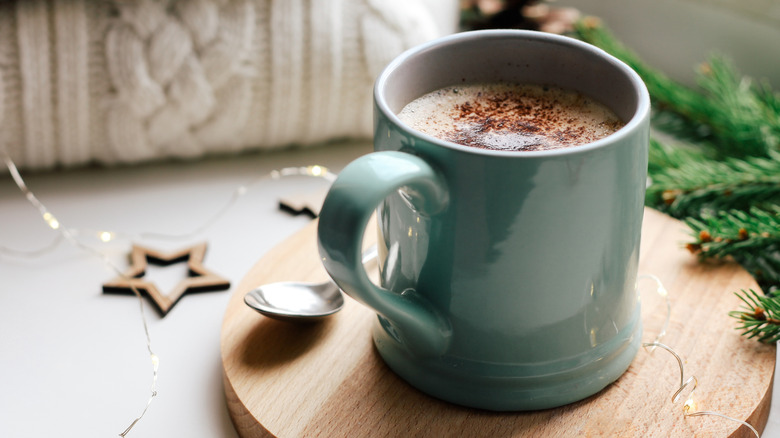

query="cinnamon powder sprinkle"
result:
[398,83,624,152]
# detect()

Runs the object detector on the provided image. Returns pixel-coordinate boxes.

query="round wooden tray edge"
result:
[220,210,776,438]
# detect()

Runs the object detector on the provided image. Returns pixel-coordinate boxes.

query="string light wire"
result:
[139,165,336,241]
[640,275,760,437]
[0,164,337,255]
[638,274,670,350]
[2,151,160,436]
[1,152,335,436]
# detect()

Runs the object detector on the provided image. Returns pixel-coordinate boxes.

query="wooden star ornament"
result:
[102,242,230,316]
[278,187,329,218]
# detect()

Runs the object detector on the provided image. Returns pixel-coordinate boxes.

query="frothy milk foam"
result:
[397,83,624,152]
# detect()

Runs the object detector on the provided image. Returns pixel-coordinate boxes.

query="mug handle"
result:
[317,151,452,357]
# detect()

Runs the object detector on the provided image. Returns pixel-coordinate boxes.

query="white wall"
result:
[558,0,780,87]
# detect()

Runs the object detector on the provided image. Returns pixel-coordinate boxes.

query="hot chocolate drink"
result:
[397,83,624,152]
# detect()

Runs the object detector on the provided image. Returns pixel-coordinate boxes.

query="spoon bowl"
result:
[244,280,344,322]
[244,245,377,322]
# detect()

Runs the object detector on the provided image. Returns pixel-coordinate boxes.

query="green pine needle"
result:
[685,207,780,291]
[648,149,780,218]
[695,56,780,156]
[730,289,780,343]
[646,137,710,175]
[574,19,708,122]
[650,109,716,146]
[686,206,780,257]
[575,19,780,158]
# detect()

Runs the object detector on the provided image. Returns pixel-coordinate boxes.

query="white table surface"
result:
[1,140,778,437]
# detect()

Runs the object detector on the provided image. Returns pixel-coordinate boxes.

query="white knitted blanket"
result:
[0,0,456,170]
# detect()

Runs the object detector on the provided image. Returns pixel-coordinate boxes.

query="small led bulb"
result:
[43,212,60,230]
[684,397,696,414]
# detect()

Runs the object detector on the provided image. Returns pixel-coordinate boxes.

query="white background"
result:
[1,141,370,437]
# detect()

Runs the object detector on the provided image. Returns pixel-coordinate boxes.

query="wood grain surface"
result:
[220,208,775,437]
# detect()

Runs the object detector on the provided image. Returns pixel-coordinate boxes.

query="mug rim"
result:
[374,29,651,158]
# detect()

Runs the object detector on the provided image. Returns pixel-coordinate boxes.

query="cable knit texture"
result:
[0,0,455,170]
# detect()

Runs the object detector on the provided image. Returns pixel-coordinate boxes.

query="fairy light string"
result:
[1,151,335,436]
[0,164,336,255]
[640,275,760,437]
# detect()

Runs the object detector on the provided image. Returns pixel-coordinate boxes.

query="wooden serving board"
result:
[220,208,775,437]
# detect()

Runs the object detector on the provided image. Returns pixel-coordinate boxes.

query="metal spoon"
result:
[244,245,378,322]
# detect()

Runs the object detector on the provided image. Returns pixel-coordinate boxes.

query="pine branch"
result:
[575,18,780,158]
[695,56,780,156]
[651,109,716,146]
[729,289,780,343]
[685,207,780,291]
[686,206,780,257]
[574,18,708,125]
[757,79,780,116]
[647,137,710,175]
[647,149,780,218]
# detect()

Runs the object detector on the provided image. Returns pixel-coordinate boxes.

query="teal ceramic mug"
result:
[317,29,650,411]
